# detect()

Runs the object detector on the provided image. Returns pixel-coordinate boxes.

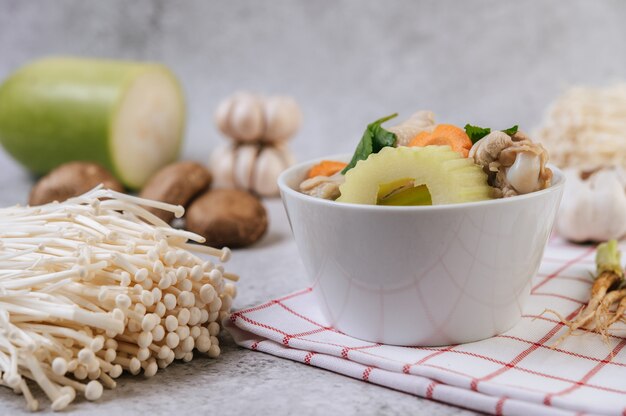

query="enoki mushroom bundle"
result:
[535,83,626,171]
[0,187,237,411]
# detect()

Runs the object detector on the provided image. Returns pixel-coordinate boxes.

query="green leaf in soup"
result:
[370,123,397,152]
[465,123,520,145]
[464,124,491,144]
[501,125,519,136]
[342,113,398,174]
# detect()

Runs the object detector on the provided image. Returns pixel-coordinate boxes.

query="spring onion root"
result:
[545,240,623,347]
[0,186,237,411]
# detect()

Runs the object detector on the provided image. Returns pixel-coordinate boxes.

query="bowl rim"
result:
[278,152,565,212]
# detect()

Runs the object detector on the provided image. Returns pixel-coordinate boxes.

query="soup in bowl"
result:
[278,154,564,346]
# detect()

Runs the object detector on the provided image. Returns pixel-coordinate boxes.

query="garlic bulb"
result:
[209,143,294,197]
[214,92,302,144]
[263,96,302,143]
[557,167,626,242]
[215,92,264,142]
[211,91,300,196]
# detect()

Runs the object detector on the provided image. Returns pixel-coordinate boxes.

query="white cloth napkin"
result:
[226,239,626,416]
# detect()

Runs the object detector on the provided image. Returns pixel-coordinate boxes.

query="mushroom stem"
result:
[24,356,73,411]
[18,379,39,411]
[0,189,237,411]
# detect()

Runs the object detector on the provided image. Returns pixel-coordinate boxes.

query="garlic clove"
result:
[209,143,236,189]
[263,96,302,143]
[253,146,293,196]
[233,144,258,189]
[505,151,541,194]
[229,92,265,142]
[214,96,235,138]
[588,170,626,241]
[556,171,594,242]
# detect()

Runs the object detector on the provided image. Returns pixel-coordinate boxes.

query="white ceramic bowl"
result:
[278,155,565,346]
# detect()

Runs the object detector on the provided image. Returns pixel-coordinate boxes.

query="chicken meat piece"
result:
[299,173,344,200]
[387,111,436,146]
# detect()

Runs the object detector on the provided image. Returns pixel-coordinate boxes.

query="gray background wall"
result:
[0,0,625,203]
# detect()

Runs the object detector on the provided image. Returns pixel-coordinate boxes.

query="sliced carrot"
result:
[307,160,348,178]
[408,124,472,158]
[409,131,431,146]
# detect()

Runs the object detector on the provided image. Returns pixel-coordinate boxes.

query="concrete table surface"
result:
[0,152,476,415]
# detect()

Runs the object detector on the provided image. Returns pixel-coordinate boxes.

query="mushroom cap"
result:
[29,162,124,206]
[185,189,267,248]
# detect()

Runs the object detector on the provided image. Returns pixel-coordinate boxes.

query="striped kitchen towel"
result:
[226,240,626,416]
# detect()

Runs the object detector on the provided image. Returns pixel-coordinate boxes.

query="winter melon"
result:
[337,146,491,205]
[0,57,185,189]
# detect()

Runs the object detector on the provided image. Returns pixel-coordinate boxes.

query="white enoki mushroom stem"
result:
[18,379,39,411]
[0,187,237,411]
[535,84,626,172]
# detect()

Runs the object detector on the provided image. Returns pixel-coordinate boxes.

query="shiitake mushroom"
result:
[185,189,267,248]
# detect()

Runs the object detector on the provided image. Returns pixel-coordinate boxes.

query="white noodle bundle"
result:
[535,84,626,171]
[0,186,237,411]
